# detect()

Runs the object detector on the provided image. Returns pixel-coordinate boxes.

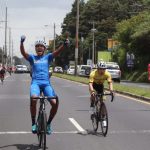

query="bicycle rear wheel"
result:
[99,102,108,136]
[38,111,47,150]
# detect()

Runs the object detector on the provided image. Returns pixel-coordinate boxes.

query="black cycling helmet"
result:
[97,61,107,69]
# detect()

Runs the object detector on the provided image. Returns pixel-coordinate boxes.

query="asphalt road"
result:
[0,74,150,150]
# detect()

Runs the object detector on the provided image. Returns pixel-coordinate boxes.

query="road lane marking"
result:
[1,129,150,135]
[0,131,31,134]
[0,131,78,135]
[116,93,150,105]
[110,130,150,134]
[69,118,87,134]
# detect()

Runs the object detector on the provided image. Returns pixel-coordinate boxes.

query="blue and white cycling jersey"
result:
[27,53,53,81]
[26,53,56,98]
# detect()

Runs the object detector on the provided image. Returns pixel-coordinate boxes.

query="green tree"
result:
[59,0,147,66]
[113,11,150,70]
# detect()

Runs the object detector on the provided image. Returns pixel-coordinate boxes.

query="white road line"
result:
[0,131,31,134]
[110,130,150,134]
[0,131,78,135]
[1,129,150,135]
[53,131,78,134]
[69,118,86,133]
[116,93,150,105]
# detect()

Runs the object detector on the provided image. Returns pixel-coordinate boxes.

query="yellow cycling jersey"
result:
[89,69,112,84]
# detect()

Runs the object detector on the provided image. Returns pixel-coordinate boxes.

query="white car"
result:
[15,65,28,73]
[106,62,121,82]
[67,66,75,75]
[77,65,92,77]
[54,66,63,73]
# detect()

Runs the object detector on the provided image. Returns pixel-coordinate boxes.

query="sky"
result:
[0,0,88,58]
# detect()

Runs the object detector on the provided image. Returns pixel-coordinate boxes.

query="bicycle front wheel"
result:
[39,111,47,150]
[91,112,98,132]
[100,102,108,137]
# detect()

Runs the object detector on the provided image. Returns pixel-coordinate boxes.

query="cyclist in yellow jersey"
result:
[89,61,113,109]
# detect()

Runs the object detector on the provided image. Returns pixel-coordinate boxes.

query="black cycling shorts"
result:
[93,82,104,94]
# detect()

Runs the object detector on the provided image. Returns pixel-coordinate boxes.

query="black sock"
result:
[90,101,94,107]
[47,117,53,125]
[31,116,35,125]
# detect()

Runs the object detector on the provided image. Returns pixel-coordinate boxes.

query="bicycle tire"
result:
[39,111,47,150]
[91,112,98,132]
[37,114,41,144]
[99,102,108,136]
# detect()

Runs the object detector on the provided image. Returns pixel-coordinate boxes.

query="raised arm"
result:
[52,38,69,57]
[52,44,64,57]
[20,35,29,60]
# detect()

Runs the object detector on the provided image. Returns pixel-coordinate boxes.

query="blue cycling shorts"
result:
[30,80,56,101]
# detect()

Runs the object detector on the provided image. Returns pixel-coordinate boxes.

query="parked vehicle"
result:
[49,67,53,77]
[67,66,75,75]
[54,66,63,73]
[77,65,92,77]
[106,62,121,82]
[15,65,28,73]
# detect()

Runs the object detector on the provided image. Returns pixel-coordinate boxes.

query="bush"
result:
[136,72,149,82]
[124,71,149,82]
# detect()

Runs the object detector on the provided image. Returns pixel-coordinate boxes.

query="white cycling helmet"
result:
[97,61,107,69]
[35,40,46,48]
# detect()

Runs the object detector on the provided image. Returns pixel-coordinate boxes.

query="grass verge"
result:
[53,73,150,99]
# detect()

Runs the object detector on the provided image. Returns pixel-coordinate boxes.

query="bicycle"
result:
[91,91,114,136]
[34,96,57,150]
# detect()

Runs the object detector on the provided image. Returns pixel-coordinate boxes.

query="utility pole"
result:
[91,21,97,66]
[75,0,79,75]
[11,40,13,66]
[53,23,56,51]
[2,46,4,65]
[4,7,7,65]
[9,27,11,66]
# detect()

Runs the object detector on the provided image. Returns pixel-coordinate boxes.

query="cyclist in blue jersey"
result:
[20,35,69,134]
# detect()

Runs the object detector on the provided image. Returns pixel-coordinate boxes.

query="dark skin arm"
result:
[52,44,65,57]
[53,33,69,57]
[20,42,29,60]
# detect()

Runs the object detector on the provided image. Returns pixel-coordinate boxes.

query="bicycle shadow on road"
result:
[77,129,104,137]
[0,143,42,150]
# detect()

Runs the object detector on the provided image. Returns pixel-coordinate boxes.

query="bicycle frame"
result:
[91,92,114,136]
[33,96,57,150]
[96,92,114,103]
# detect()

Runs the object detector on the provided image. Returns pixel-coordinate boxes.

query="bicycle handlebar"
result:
[97,92,114,102]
